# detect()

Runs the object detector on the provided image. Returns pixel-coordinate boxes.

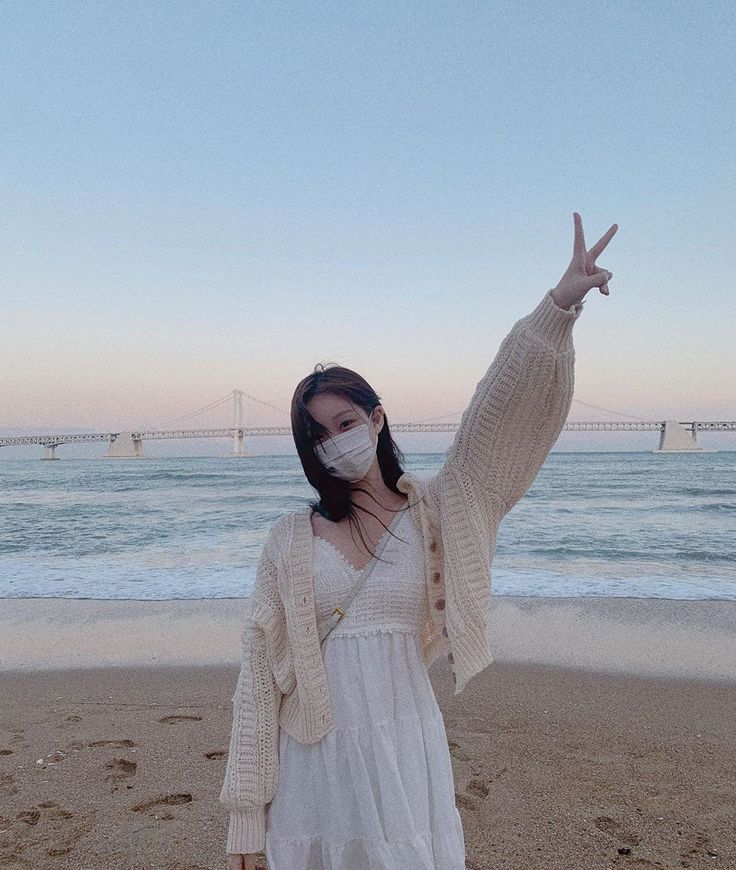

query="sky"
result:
[1,0,734,456]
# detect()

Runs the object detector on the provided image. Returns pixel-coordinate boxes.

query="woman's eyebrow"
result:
[330,409,354,420]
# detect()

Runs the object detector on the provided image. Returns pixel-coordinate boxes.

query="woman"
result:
[221,212,618,870]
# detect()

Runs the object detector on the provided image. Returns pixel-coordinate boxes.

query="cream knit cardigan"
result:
[220,287,583,854]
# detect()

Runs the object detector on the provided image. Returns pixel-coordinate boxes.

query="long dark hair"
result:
[290,363,411,561]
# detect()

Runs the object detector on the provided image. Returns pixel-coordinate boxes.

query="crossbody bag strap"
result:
[316,512,402,645]
[317,562,375,644]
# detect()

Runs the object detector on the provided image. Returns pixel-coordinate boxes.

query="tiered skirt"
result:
[264,629,466,869]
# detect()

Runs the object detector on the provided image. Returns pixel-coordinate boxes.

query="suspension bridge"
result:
[1,390,733,459]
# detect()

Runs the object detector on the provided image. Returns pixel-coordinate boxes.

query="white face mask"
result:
[315,412,379,482]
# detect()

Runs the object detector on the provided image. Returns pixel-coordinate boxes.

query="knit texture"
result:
[219,287,582,854]
[312,509,425,638]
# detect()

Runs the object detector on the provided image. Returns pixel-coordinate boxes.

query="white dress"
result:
[264,506,466,869]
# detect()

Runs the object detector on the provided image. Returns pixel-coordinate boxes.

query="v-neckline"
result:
[312,507,407,574]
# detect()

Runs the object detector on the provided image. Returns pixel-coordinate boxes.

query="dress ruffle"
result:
[265,632,465,869]
[266,826,465,870]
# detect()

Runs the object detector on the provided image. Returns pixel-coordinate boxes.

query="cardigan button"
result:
[435,598,445,611]
[432,571,441,584]
[429,539,437,552]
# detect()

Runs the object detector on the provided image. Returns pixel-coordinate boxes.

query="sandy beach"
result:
[1,595,734,869]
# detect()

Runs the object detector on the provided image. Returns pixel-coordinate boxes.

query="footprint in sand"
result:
[8,729,25,746]
[447,739,470,762]
[594,815,641,847]
[44,803,92,857]
[131,793,193,813]
[11,801,91,858]
[88,739,137,749]
[681,830,718,862]
[0,772,18,796]
[467,780,490,798]
[158,715,203,724]
[28,803,74,821]
[16,801,74,825]
[204,750,226,760]
[455,778,490,812]
[104,757,137,781]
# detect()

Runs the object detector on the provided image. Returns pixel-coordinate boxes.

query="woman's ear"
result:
[372,405,386,435]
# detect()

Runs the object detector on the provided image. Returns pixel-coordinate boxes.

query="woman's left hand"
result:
[552,212,618,310]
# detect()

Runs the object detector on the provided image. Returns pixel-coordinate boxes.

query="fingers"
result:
[588,222,619,260]
[573,212,619,264]
[585,269,613,294]
[572,212,587,262]
[574,213,617,295]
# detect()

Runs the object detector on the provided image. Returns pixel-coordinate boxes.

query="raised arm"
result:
[428,213,617,517]
[219,538,284,855]
[428,289,582,516]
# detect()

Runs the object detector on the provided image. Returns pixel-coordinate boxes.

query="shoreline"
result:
[2,594,735,684]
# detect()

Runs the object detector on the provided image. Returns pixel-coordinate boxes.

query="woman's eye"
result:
[340,419,354,428]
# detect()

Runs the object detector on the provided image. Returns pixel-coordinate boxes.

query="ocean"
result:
[0,451,734,601]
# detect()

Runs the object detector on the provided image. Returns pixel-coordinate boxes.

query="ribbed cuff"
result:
[452,625,494,697]
[226,806,266,855]
[521,288,583,350]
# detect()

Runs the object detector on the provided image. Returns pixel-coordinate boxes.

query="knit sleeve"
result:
[428,288,583,516]
[219,542,284,855]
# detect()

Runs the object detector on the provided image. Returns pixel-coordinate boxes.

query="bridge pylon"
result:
[224,391,255,456]
[227,428,255,457]
[105,431,145,459]
[652,419,703,453]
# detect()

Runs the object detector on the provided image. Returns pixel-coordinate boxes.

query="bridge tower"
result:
[652,419,703,453]
[105,431,145,459]
[228,389,254,457]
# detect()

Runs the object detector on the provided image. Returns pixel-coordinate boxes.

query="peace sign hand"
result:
[551,212,618,311]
